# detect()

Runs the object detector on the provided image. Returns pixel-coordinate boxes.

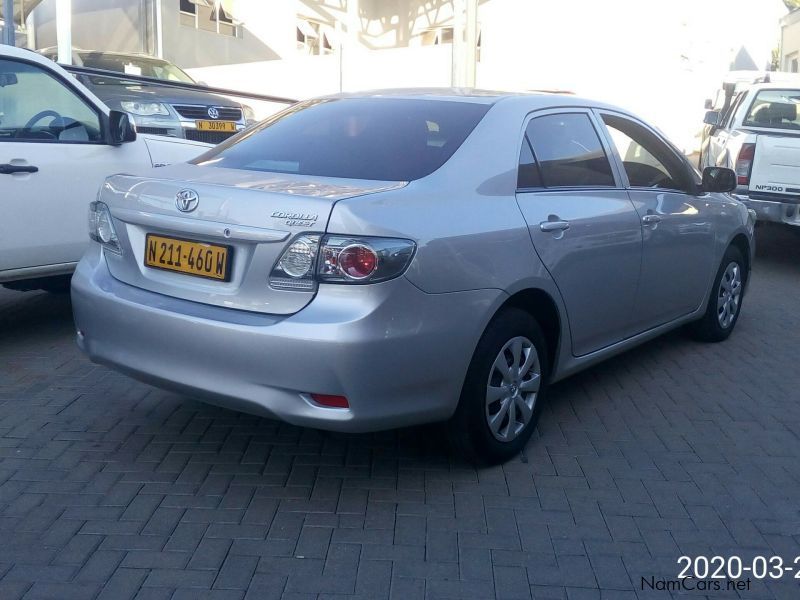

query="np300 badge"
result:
[175,189,199,213]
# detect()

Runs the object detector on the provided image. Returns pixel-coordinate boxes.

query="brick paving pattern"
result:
[0,224,798,599]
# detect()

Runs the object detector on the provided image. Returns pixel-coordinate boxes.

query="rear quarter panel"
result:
[326,98,569,364]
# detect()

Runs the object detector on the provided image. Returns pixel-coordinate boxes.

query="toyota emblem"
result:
[207,107,220,119]
[175,189,200,213]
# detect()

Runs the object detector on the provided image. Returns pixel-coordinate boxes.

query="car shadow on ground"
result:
[0,222,797,468]
[0,289,73,343]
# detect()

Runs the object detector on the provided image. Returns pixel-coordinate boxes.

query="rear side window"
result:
[525,113,615,188]
[194,98,491,181]
[517,135,543,188]
[743,89,800,130]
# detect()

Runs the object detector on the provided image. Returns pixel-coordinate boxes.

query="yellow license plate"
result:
[145,234,231,281]
[196,120,237,132]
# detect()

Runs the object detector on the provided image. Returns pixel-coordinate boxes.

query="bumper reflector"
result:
[310,394,350,409]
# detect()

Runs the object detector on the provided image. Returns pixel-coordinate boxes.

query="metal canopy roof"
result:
[0,0,45,23]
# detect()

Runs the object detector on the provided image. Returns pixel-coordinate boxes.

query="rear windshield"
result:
[743,89,800,130]
[193,98,491,181]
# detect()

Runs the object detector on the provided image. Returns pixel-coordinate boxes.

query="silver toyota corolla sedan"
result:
[72,89,755,463]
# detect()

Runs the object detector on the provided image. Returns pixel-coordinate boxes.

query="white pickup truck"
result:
[701,82,800,228]
[0,46,210,292]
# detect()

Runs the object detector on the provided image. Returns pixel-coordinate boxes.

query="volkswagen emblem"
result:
[207,107,220,119]
[175,189,199,213]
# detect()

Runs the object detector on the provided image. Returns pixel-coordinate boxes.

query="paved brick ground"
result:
[0,225,799,600]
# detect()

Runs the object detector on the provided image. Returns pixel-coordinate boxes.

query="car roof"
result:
[1,44,62,68]
[748,82,800,92]
[320,87,625,111]
[37,46,169,62]
[76,49,173,63]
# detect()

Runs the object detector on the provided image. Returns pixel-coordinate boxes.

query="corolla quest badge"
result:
[208,107,220,119]
[175,189,200,213]
[271,210,319,227]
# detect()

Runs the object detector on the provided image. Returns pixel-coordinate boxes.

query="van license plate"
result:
[196,120,237,132]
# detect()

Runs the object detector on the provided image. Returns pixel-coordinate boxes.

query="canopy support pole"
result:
[2,0,15,46]
[56,0,71,64]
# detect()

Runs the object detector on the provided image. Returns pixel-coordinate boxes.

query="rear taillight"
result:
[269,234,415,290]
[88,201,121,254]
[735,143,756,186]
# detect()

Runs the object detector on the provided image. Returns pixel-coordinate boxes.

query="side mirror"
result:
[703,110,720,126]
[704,98,713,110]
[702,166,737,193]
[107,110,137,145]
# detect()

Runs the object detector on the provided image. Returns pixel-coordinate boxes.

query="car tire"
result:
[446,308,549,465]
[686,245,746,343]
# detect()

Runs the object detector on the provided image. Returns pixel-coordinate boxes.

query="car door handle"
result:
[0,163,38,175]
[642,214,662,225]
[540,220,570,232]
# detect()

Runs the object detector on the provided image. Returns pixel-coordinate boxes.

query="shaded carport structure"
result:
[1,0,44,46]
[1,0,74,64]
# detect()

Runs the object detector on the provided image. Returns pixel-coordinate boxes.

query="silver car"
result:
[72,90,755,463]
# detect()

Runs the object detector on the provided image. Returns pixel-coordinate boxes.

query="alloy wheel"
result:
[485,336,541,443]
[717,261,742,329]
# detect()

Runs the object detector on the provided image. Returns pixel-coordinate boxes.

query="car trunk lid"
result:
[101,163,404,315]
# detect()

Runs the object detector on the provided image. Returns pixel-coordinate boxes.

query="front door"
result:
[515,110,643,356]
[598,111,716,332]
[0,56,148,275]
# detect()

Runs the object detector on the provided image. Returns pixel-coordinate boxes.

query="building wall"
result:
[159,1,281,69]
[32,0,150,54]
[781,9,800,72]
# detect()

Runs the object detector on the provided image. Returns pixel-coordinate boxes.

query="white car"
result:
[701,81,800,228]
[0,46,210,292]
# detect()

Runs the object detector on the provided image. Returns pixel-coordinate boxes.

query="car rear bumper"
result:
[735,194,800,226]
[71,246,499,433]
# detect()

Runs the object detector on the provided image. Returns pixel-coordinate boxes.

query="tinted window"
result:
[194,98,491,181]
[602,114,689,192]
[0,59,102,143]
[525,113,614,188]
[743,89,800,130]
[517,135,542,188]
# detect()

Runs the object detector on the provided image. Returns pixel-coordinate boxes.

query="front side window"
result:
[194,98,491,182]
[601,114,689,192]
[0,59,102,143]
[743,89,800,130]
[524,113,615,188]
[719,91,744,129]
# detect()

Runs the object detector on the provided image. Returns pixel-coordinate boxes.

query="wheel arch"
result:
[728,232,752,282]
[495,288,563,376]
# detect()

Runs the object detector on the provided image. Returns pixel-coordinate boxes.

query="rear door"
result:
[515,110,642,357]
[598,111,715,331]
